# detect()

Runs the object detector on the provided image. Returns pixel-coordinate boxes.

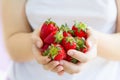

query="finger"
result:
[57,70,65,76]
[33,28,41,36]
[43,61,60,71]
[32,29,43,48]
[67,50,88,63]
[32,44,51,64]
[85,44,97,60]
[86,33,97,59]
[33,36,43,48]
[60,60,80,74]
[52,65,64,73]
[87,27,98,43]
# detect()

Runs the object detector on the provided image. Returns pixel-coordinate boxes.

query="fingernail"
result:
[54,61,59,66]
[46,59,51,62]
[68,51,74,56]
[36,41,41,48]
[60,60,64,65]
[58,67,63,71]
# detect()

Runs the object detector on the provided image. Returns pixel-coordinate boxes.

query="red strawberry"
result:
[60,24,72,37]
[62,36,77,51]
[63,32,72,37]
[75,37,86,50]
[82,41,89,53]
[82,47,88,53]
[40,19,58,41]
[41,44,50,52]
[66,55,78,63]
[44,31,63,44]
[72,22,88,39]
[75,37,89,53]
[66,37,89,63]
[42,44,66,61]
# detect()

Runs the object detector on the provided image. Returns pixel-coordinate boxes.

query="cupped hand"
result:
[59,28,97,75]
[32,29,64,74]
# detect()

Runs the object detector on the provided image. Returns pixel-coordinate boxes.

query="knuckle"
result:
[43,65,48,70]
[53,68,58,72]
[69,69,80,75]
[70,72,75,75]
[37,58,45,64]
[49,61,55,67]
[75,69,80,73]
[51,61,59,66]
[42,59,48,65]
[37,60,42,64]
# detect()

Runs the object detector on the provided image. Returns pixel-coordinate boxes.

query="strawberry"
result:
[82,47,88,53]
[72,22,88,39]
[42,44,66,61]
[40,19,59,41]
[63,32,72,37]
[66,55,78,63]
[75,37,89,53]
[82,41,89,53]
[44,31,63,44]
[75,37,86,50]
[60,24,72,37]
[62,36,77,51]
[66,37,88,63]
[41,44,50,52]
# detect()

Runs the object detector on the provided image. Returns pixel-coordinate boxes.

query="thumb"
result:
[67,50,88,63]
[32,29,43,48]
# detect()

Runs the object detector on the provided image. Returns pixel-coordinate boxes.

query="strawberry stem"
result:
[45,18,56,26]
[60,24,70,32]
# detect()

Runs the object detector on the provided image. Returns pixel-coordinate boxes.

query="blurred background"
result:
[0,2,11,79]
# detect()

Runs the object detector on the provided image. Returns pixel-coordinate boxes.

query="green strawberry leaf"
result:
[43,49,49,56]
[66,37,76,45]
[75,37,86,50]
[71,58,78,64]
[49,44,59,59]
[54,31,63,43]
[74,21,87,32]
[60,23,70,32]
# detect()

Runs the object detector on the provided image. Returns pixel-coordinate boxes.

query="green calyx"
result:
[74,21,87,32]
[75,37,86,50]
[69,30,74,36]
[60,24,75,36]
[42,44,61,59]
[60,23,70,32]
[66,37,75,45]
[49,44,59,59]
[45,18,56,25]
[54,31,64,43]
[43,49,49,56]
[71,58,78,64]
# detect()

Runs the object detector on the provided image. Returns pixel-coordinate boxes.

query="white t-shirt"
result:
[9,0,120,80]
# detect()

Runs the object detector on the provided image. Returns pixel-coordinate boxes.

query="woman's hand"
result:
[32,29,64,74]
[59,28,97,74]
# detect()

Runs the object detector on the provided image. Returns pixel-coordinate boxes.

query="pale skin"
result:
[2,0,120,75]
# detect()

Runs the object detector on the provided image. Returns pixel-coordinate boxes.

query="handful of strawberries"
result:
[40,19,89,63]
